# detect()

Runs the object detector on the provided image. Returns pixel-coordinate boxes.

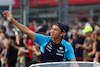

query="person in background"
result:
[0,29,9,67]
[7,36,18,67]
[94,30,100,62]
[71,27,85,61]
[96,15,100,27]
[76,26,94,61]
[88,31,97,58]
[90,22,100,31]
[11,32,29,67]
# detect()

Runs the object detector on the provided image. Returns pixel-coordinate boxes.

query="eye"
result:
[54,28,58,31]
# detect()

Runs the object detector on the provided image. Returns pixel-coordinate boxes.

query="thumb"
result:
[10,11,12,14]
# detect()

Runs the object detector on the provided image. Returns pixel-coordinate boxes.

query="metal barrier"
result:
[29,61,100,67]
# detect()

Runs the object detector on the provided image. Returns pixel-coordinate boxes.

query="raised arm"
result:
[2,10,35,40]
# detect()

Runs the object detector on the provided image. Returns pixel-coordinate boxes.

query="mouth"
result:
[51,33,54,36]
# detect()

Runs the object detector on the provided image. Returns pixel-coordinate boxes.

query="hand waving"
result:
[2,10,13,22]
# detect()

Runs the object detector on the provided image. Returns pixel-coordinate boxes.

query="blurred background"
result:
[1,0,100,26]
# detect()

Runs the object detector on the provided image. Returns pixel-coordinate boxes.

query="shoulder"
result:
[34,33,52,44]
[61,39,72,48]
[36,33,51,39]
[3,38,8,43]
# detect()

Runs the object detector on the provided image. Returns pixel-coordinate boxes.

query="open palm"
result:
[2,10,13,22]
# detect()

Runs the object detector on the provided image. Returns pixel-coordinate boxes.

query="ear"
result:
[60,32,66,37]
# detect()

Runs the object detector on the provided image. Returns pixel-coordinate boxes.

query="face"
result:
[85,32,92,37]
[94,33,98,39]
[0,32,5,39]
[50,25,63,39]
[72,29,78,37]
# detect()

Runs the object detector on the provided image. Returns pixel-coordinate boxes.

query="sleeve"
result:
[83,38,87,44]
[66,44,75,60]
[34,33,50,46]
[88,38,93,44]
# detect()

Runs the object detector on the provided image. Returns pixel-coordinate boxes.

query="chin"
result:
[51,35,55,38]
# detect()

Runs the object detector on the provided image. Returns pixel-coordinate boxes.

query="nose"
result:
[51,29,54,33]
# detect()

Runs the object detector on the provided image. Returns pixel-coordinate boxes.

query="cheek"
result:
[56,31,62,36]
[0,34,5,38]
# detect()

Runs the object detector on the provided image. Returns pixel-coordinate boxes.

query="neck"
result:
[52,37,62,44]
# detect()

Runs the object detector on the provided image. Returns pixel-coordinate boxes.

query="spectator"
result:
[7,36,18,67]
[71,27,85,60]
[76,26,94,61]
[96,15,100,27]
[0,30,9,66]
[94,30,100,62]
[88,31,97,57]
[90,22,100,31]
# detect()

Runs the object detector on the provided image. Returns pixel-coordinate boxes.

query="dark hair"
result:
[9,36,15,40]
[38,27,46,33]
[54,22,66,32]
[80,17,88,23]
[0,26,6,34]
[65,25,69,33]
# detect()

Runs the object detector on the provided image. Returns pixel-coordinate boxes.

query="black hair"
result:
[65,25,69,33]
[0,25,6,34]
[38,27,46,33]
[9,36,15,40]
[80,17,88,23]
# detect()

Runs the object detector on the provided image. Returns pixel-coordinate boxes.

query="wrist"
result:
[10,18,14,22]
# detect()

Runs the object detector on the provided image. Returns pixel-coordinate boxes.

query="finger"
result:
[5,10,9,14]
[2,12,6,15]
[10,11,12,15]
[2,10,9,15]
[3,15,6,17]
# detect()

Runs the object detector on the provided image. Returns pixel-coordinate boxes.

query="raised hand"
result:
[2,10,13,22]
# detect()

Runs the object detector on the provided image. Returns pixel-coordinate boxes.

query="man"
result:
[71,27,85,60]
[2,10,76,62]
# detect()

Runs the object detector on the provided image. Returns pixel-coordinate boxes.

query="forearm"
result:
[77,32,86,37]
[80,45,92,51]
[34,51,41,56]
[15,34,20,45]
[95,52,100,62]
[11,18,35,40]
[19,48,29,53]
[11,43,19,50]
[11,18,29,34]
[88,51,95,57]
[70,58,79,67]
[24,43,33,50]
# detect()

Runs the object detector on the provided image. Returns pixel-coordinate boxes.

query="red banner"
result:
[13,0,100,8]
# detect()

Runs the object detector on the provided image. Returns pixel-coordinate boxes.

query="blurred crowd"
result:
[0,13,100,67]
